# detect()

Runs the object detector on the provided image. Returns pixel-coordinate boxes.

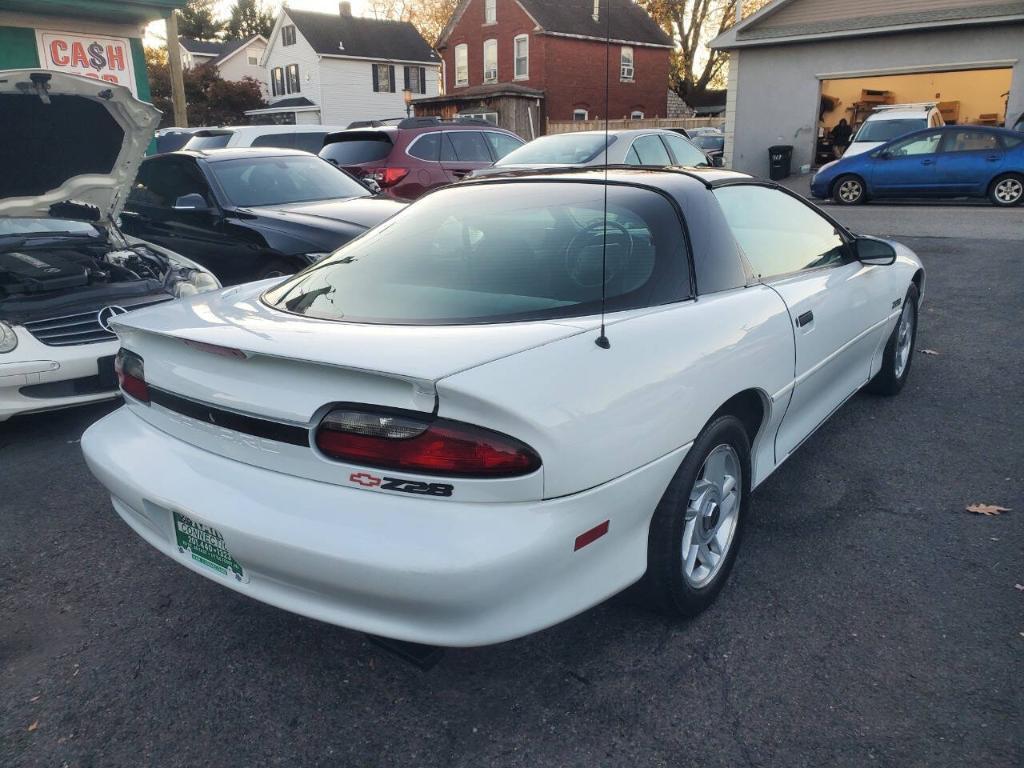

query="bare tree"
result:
[639,0,770,103]
[368,0,458,46]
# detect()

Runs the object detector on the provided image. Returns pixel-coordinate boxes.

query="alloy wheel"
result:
[682,444,741,589]
[838,179,863,203]
[994,178,1023,205]
[894,300,915,378]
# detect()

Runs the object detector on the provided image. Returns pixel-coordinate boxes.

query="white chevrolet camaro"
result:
[0,71,219,422]
[82,168,924,646]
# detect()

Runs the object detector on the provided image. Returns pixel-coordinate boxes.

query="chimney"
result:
[339,1,352,16]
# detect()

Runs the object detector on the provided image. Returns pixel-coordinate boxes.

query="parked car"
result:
[183,125,345,153]
[82,166,925,647]
[844,103,945,157]
[470,129,710,177]
[692,133,725,166]
[319,117,525,200]
[120,148,406,285]
[811,125,1024,206]
[687,126,724,138]
[0,70,220,422]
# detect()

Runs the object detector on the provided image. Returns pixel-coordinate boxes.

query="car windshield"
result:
[694,135,724,150]
[854,119,928,143]
[263,181,689,324]
[495,134,616,166]
[0,218,99,237]
[185,132,233,150]
[207,155,370,206]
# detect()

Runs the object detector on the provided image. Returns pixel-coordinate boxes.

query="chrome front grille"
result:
[21,298,172,347]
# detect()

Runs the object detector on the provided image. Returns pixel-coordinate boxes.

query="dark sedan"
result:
[120,149,406,284]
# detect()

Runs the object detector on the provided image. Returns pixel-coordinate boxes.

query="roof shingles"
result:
[519,0,672,47]
[285,9,438,62]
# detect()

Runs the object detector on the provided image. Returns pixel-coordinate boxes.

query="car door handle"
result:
[450,169,471,178]
[986,155,1001,162]
[796,310,814,328]
[920,159,935,165]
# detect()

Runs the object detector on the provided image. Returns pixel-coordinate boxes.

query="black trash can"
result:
[768,145,793,180]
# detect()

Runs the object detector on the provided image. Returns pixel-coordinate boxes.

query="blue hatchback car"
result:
[811,125,1024,207]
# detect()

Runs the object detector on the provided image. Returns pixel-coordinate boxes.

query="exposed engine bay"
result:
[0,224,217,325]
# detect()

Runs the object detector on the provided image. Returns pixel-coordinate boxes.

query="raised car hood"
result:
[0,69,159,222]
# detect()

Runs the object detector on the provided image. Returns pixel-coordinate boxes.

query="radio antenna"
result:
[595,0,611,350]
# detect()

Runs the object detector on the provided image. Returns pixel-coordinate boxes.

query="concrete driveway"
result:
[2,205,1022,768]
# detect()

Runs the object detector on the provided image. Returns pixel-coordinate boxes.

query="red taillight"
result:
[369,167,409,187]
[114,348,149,403]
[315,408,541,478]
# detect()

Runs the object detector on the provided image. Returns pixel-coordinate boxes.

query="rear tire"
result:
[640,415,751,616]
[988,173,1024,207]
[867,283,919,396]
[833,174,867,205]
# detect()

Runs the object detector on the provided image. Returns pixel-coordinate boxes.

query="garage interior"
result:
[815,67,1013,166]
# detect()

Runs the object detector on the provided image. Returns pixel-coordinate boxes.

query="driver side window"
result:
[888,131,941,157]
[129,159,213,210]
[713,185,849,279]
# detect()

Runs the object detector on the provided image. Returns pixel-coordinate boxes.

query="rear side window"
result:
[943,130,999,153]
[251,133,294,149]
[447,131,492,162]
[293,132,328,153]
[714,185,847,279]
[321,133,394,164]
[406,132,455,161]
[264,182,691,324]
[185,131,233,149]
[483,132,524,159]
[628,135,672,166]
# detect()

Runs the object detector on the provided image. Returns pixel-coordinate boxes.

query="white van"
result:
[844,103,945,157]
[183,125,347,154]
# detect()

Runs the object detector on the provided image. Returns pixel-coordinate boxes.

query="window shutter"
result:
[403,66,410,92]
[371,64,379,92]
[419,67,427,94]
[388,65,396,93]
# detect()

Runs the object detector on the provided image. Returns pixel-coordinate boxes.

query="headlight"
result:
[171,267,221,298]
[0,321,18,354]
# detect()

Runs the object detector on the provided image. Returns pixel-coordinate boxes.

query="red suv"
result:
[319,117,525,200]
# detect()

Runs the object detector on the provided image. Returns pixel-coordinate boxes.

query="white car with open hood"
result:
[0,70,219,422]
[82,168,924,647]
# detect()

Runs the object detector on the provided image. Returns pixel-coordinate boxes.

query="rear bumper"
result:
[0,334,119,421]
[82,407,687,646]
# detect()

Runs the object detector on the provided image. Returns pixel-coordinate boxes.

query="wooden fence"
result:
[547,117,726,134]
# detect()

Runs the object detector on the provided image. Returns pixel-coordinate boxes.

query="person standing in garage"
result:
[832,118,853,158]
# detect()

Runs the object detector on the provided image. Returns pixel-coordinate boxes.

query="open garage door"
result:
[814,68,1013,167]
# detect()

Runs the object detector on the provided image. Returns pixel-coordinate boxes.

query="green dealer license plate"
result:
[173,511,247,582]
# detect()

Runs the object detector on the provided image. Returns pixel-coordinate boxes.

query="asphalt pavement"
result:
[2,206,1022,767]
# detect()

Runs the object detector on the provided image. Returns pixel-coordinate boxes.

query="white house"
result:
[178,35,268,90]
[249,3,441,126]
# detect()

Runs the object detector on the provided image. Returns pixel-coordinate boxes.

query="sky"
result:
[145,0,374,46]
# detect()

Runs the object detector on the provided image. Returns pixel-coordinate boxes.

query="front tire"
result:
[988,173,1024,207]
[867,283,919,396]
[641,415,751,616]
[833,174,867,205]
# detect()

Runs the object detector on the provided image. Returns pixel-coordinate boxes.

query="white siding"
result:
[263,12,322,113]
[218,39,267,88]
[317,57,441,126]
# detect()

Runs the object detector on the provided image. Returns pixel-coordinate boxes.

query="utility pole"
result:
[165,10,188,127]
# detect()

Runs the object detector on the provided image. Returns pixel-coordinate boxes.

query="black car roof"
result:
[163,148,318,163]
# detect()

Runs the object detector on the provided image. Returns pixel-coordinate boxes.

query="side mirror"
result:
[854,236,897,265]
[173,193,212,212]
[363,178,382,195]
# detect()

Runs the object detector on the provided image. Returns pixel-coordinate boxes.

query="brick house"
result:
[421,0,672,138]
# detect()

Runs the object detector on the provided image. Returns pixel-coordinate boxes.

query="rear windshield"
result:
[495,134,616,166]
[185,131,233,150]
[263,181,690,324]
[320,133,393,165]
[854,119,927,143]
